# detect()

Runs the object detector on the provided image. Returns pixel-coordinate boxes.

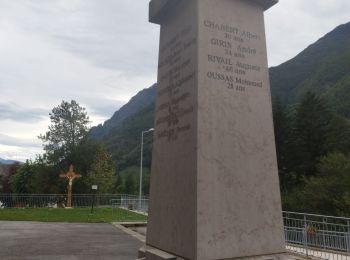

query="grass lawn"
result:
[0,207,147,223]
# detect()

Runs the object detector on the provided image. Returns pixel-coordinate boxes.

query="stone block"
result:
[146,0,285,259]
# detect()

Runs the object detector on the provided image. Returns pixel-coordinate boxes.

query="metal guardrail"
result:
[283,211,350,259]
[111,198,149,217]
[0,194,147,209]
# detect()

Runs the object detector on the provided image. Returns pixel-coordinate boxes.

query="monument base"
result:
[138,245,181,260]
[138,246,307,260]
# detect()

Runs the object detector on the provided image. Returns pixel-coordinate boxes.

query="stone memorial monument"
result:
[142,0,287,259]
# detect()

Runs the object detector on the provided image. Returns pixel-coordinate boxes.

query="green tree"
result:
[10,161,35,193]
[84,148,116,194]
[292,92,335,178]
[9,159,64,194]
[326,115,350,153]
[28,164,63,194]
[125,173,136,195]
[39,100,90,163]
[116,166,150,195]
[0,163,20,193]
[272,98,296,192]
[116,166,138,195]
[285,152,350,216]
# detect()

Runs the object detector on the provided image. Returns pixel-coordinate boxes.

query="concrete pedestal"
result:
[146,1,285,259]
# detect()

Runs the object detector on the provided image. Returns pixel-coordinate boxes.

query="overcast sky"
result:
[0,0,349,161]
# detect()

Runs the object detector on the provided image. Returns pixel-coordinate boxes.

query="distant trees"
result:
[272,98,294,192]
[116,166,150,196]
[10,159,63,194]
[293,92,330,175]
[273,91,350,216]
[10,161,36,194]
[284,152,350,217]
[0,163,20,193]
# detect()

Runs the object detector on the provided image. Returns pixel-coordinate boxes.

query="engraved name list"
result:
[204,20,264,92]
[155,26,196,142]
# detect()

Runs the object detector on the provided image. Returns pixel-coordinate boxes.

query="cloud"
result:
[0,2,158,122]
[0,144,42,162]
[0,134,41,149]
[84,99,125,119]
[0,102,47,122]
[0,0,159,75]
[265,0,350,66]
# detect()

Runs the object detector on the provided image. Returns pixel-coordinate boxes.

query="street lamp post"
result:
[139,128,154,210]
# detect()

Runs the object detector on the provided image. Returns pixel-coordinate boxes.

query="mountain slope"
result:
[99,102,155,170]
[270,21,350,118]
[90,84,156,139]
[0,158,20,165]
[89,85,156,169]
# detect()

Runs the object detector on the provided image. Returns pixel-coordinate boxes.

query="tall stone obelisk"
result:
[145,0,285,259]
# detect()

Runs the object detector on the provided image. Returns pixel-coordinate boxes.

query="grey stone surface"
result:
[252,0,279,10]
[149,0,278,23]
[0,221,142,260]
[149,0,179,24]
[147,0,284,260]
[147,1,198,258]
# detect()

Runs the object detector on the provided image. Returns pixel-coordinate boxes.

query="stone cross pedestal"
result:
[143,0,287,259]
[59,165,81,208]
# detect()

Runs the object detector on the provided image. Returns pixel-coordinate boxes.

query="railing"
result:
[0,193,147,209]
[111,198,149,216]
[283,211,350,259]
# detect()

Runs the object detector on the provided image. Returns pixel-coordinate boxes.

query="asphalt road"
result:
[0,221,142,260]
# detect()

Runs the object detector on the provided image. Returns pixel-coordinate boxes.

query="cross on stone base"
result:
[59,165,81,208]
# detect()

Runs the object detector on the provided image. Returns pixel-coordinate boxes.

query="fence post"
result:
[303,214,309,258]
[323,217,326,250]
[347,220,350,254]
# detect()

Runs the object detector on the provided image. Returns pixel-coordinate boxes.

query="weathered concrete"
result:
[147,0,284,259]
[0,221,142,260]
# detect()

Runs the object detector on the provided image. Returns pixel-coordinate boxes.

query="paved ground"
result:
[0,221,142,260]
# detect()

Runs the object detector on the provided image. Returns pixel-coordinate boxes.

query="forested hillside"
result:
[270,22,350,118]
[90,84,156,139]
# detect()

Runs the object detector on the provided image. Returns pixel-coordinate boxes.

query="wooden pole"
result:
[67,182,73,208]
